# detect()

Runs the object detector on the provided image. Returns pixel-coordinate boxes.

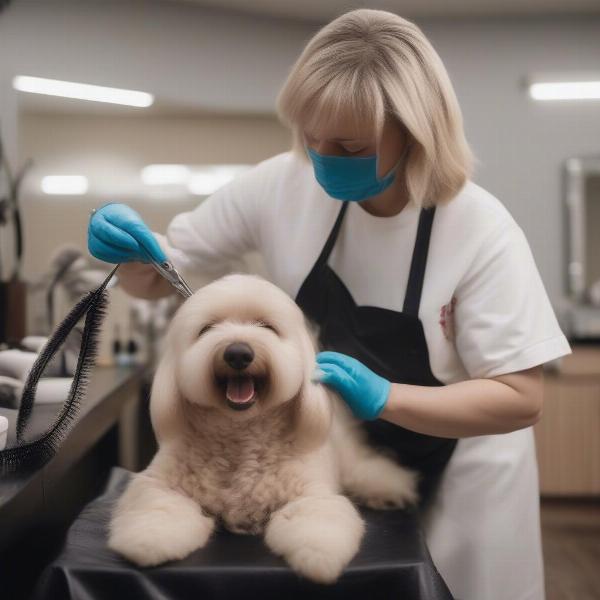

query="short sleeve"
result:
[453,222,572,379]
[153,165,264,277]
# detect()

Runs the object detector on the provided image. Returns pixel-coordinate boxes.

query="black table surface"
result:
[0,364,147,549]
[34,467,454,600]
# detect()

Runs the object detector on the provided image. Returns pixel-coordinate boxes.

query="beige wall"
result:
[19,111,291,280]
[3,0,599,322]
[18,111,290,361]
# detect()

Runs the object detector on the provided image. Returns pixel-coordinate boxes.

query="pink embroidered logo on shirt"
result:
[439,296,457,341]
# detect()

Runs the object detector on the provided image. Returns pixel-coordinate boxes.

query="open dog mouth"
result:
[215,374,266,411]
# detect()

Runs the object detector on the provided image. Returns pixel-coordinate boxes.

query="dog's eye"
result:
[198,324,213,337]
[255,320,278,334]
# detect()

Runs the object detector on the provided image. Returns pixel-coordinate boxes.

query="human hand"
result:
[88,202,167,264]
[312,351,391,420]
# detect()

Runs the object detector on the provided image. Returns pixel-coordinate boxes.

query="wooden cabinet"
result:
[534,345,600,496]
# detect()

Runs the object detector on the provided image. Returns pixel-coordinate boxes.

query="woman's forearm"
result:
[380,367,543,438]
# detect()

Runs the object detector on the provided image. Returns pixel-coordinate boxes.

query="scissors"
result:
[136,237,194,299]
[89,207,194,299]
[148,258,194,299]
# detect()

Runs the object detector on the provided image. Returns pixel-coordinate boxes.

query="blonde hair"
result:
[276,9,476,208]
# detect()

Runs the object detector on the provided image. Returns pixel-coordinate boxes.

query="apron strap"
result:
[313,201,436,318]
[403,206,436,317]
[314,202,349,270]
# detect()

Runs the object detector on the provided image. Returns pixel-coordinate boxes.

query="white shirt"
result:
[159,150,570,384]
[156,151,572,600]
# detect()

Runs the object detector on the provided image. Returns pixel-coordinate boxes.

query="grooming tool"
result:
[112,323,125,366]
[0,264,118,475]
[112,323,122,357]
[148,259,193,299]
[88,208,193,298]
[135,237,193,299]
[126,307,139,364]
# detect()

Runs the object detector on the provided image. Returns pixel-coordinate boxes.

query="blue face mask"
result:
[306,146,398,202]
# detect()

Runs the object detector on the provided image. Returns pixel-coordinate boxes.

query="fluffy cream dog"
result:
[108,273,418,584]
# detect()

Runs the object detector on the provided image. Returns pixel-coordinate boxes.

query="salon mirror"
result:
[563,156,600,341]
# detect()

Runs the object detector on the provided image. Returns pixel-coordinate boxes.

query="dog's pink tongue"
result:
[226,376,255,403]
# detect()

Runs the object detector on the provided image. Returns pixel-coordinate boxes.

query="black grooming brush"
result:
[0,265,119,475]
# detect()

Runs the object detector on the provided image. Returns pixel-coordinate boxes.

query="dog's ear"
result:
[149,344,185,446]
[292,319,333,453]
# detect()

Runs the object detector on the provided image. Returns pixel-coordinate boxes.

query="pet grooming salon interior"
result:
[1,1,600,599]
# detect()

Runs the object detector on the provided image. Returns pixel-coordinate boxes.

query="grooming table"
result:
[33,467,454,600]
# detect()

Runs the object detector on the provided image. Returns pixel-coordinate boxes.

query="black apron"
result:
[296,201,458,508]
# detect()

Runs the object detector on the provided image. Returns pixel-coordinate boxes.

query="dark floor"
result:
[541,498,600,600]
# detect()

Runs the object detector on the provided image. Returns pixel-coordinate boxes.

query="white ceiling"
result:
[172,0,600,21]
[10,0,599,117]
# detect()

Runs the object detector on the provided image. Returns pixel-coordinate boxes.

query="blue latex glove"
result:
[313,351,391,420]
[88,202,167,264]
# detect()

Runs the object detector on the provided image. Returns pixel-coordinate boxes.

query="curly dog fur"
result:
[108,273,418,584]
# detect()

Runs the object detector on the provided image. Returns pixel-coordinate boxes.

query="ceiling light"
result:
[141,164,190,185]
[41,175,89,195]
[13,75,154,107]
[529,80,600,101]
[188,165,251,196]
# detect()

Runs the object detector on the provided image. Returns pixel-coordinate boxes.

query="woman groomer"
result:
[88,9,571,600]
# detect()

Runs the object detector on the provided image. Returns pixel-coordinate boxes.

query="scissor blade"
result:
[150,261,193,298]
[136,238,194,298]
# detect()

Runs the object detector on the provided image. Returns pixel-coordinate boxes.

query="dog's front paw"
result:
[107,474,215,567]
[108,509,214,567]
[287,545,350,585]
[264,495,365,585]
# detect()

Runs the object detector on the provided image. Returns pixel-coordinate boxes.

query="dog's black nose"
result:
[223,342,254,370]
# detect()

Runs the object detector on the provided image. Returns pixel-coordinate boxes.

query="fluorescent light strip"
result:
[13,75,154,107]
[139,164,251,194]
[141,164,190,185]
[187,165,251,195]
[41,176,89,195]
[530,81,600,101]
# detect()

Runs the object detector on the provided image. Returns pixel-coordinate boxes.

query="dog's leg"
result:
[342,451,420,509]
[108,472,215,567]
[331,402,419,509]
[264,494,365,584]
